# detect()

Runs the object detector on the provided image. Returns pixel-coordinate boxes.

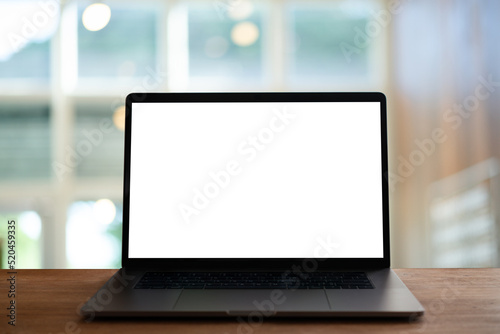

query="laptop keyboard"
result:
[134,272,373,289]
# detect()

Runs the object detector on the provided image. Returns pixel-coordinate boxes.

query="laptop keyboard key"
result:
[134,272,373,290]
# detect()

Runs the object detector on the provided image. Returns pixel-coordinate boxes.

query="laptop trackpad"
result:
[174,290,330,314]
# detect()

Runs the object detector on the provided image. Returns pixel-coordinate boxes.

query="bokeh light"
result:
[82,3,111,32]
[231,21,259,47]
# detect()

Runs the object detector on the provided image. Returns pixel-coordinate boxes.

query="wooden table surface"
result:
[1,268,499,334]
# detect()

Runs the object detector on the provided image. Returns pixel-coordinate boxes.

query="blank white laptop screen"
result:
[128,102,383,258]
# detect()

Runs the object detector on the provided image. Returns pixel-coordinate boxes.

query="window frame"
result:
[0,0,388,268]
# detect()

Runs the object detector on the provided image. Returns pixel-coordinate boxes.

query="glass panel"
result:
[0,41,50,79]
[74,103,124,178]
[0,1,55,80]
[0,211,42,269]
[287,1,376,83]
[66,200,122,268]
[188,1,264,84]
[77,2,157,78]
[0,103,51,180]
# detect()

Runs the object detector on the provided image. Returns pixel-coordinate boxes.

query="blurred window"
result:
[66,200,122,268]
[429,159,500,267]
[77,3,158,78]
[0,41,50,79]
[0,103,51,180]
[0,0,388,269]
[0,212,42,269]
[287,2,377,85]
[188,1,264,85]
[0,1,56,80]
[74,103,124,178]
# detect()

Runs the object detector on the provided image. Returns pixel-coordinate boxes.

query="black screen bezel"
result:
[122,92,390,270]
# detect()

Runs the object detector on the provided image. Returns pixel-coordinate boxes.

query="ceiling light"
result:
[231,21,259,47]
[82,3,111,32]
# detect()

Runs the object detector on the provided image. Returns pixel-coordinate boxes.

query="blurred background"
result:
[0,0,499,269]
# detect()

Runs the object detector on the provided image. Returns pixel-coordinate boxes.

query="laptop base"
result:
[81,268,424,318]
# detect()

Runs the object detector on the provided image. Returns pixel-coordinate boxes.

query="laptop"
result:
[80,92,424,318]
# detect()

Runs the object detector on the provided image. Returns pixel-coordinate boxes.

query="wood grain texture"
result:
[1,269,499,334]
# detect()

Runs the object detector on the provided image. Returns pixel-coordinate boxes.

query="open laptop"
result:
[80,92,424,318]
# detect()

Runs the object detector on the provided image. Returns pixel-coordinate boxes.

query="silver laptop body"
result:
[81,92,424,318]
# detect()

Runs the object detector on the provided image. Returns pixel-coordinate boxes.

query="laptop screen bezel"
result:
[122,92,390,270]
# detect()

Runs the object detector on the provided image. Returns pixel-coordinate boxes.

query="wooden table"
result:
[1,269,499,333]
